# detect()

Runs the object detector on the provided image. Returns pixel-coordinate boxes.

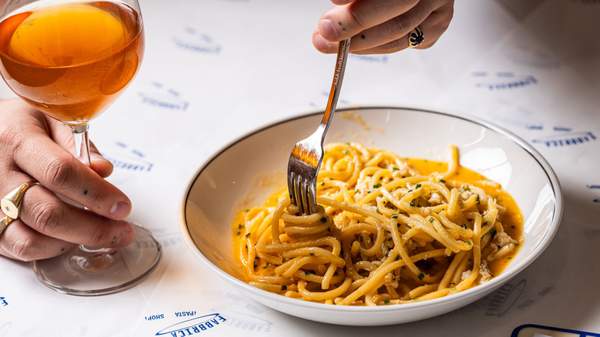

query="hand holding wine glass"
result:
[0,0,161,295]
[0,99,135,260]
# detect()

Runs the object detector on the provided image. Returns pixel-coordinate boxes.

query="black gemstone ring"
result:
[408,26,424,48]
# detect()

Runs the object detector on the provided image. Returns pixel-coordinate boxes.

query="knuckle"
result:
[442,13,453,30]
[348,8,366,29]
[0,128,20,149]
[10,237,35,261]
[44,155,76,188]
[32,200,63,234]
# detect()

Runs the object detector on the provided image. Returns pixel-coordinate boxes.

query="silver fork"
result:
[287,39,351,215]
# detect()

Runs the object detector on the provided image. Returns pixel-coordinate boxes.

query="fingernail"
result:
[110,201,131,218]
[318,19,338,40]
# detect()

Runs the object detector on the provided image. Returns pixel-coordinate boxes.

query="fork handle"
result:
[319,38,351,141]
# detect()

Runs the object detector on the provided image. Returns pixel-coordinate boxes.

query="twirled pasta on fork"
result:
[233,143,522,306]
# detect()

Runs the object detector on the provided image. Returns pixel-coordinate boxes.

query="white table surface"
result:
[2,1,600,336]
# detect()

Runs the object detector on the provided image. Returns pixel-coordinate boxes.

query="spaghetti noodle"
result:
[233,143,523,306]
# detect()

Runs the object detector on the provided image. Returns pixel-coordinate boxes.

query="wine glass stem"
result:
[69,123,113,256]
[71,123,91,166]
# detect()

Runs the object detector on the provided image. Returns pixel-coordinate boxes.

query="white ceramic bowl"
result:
[181,107,562,326]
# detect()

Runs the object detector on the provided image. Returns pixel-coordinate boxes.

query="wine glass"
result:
[0,0,161,295]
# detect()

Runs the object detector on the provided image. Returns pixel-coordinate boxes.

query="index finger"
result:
[318,0,420,42]
[13,134,132,220]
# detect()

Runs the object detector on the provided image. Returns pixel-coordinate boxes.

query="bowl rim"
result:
[180,106,564,313]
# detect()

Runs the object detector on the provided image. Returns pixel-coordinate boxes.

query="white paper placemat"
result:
[1,1,600,336]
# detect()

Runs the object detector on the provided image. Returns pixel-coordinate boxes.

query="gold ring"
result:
[1,181,37,220]
[0,216,14,236]
[408,26,424,48]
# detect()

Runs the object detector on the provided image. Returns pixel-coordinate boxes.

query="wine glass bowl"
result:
[0,1,143,125]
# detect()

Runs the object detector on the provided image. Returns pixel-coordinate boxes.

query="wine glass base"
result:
[32,225,161,296]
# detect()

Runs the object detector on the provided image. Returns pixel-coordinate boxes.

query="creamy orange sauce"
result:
[407,158,523,275]
[232,158,523,280]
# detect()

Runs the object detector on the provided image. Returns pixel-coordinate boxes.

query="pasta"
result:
[232,143,523,306]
